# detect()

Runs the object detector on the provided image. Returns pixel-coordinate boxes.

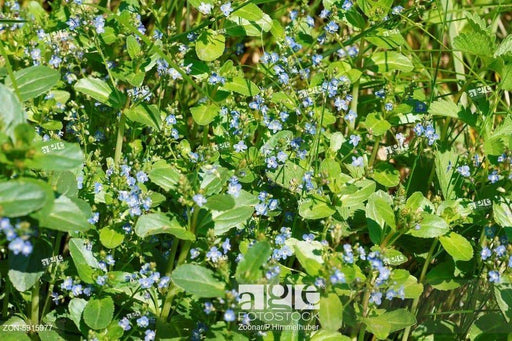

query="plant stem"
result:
[2,280,10,318]
[401,238,438,341]
[114,112,126,165]
[0,40,22,101]
[31,281,40,325]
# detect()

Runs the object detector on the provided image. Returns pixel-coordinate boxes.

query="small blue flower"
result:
[193,194,207,207]
[224,309,236,322]
[488,270,500,283]
[145,329,156,341]
[93,15,105,34]
[137,316,149,328]
[119,317,131,331]
[369,291,382,305]
[481,247,491,260]
[325,21,339,34]
[204,302,214,314]
[220,2,233,16]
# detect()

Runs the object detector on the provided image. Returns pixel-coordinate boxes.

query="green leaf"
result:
[495,35,512,58]
[135,212,195,240]
[494,284,512,323]
[5,65,60,101]
[100,227,125,249]
[235,241,271,282]
[83,297,114,330]
[366,191,396,229]
[439,232,473,261]
[69,238,101,284]
[371,51,414,72]
[454,31,495,57]
[407,213,449,238]
[358,0,393,20]
[171,264,226,297]
[425,261,461,291]
[267,160,306,191]
[311,331,351,341]
[231,3,265,21]
[8,239,52,292]
[372,163,400,187]
[435,149,461,200]
[406,192,434,212]
[493,202,512,227]
[0,180,47,217]
[366,29,406,48]
[195,30,225,61]
[191,103,220,125]
[363,309,416,339]
[26,140,84,171]
[124,104,162,129]
[38,196,93,232]
[319,294,343,331]
[365,112,391,136]
[149,160,180,191]
[299,195,335,220]
[0,83,26,138]
[126,35,141,59]
[212,206,255,235]
[288,239,324,276]
[69,298,87,329]
[428,99,460,119]
[74,77,125,108]
[220,77,260,96]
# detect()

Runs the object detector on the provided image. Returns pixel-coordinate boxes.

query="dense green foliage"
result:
[1,0,512,340]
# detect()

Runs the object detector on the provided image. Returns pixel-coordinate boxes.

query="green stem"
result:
[114,113,126,165]
[367,136,381,175]
[401,239,438,341]
[31,281,40,325]
[0,40,22,101]
[161,207,200,319]
[41,232,63,318]
[2,280,10,318]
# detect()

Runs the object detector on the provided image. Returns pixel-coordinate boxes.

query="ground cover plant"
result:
[1,0,512,340]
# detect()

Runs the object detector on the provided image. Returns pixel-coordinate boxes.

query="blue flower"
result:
[204,302,214,314]
[494,245,506,257]
[342,0,353,10]
[224,309,236,322]
[369,291,382,305]
[481,247,491,260]
[488,171,499,184]
[222,238,231,254]
[67,16,80,30]
[119,317,131,331]
[193,194,207,207]
[145,329,156,341]
[8,238,32,256]
[488,270,500,283]
[96,275,107,286]
[330,269,346,284]
[71,284,83,296]
[137,316,149,328]
[93,15,105,34]
[344,110,357,122]
[158,276,170,288]
[206,246,223,263]
[220,2,233,16]
[49,55,62,68]
[136,171,148,183]
[351,156,364,167]
[349,134,361,146]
